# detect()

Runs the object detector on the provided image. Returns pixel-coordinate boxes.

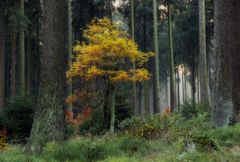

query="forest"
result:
[0,0,240,161]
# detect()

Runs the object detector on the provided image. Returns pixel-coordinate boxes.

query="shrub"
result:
[0,129,8,151]
[178,151,238,162]
[0,95,34,142]
[42,137,113,162]
[119,113,180,139]
[179,100,197,119]
[0,149,44,162]
[179,100,210,120]
[208,124,240,146]
[118,136,148,155]
[171,112,211,138]
[119,110,211,143]
[79,107,107,135]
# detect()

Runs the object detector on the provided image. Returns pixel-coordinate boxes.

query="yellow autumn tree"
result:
[66,18,154,132]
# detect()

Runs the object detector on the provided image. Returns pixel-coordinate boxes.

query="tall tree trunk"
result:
[182,66,185,102]
[27,26,32,94]
[19,0,26,94]
[168,4,176,110]
[177,68,180,108]
[190,59,196,104]
[139,84,145,117]
[109,84,116,133]
[143,0,149,114]
[213,0,240,126]
[105,0,112,18]
[197,68,200,103]
[28,0,67,153]
[198,0,210,105]
[67,0,73,111]
[130,0,138,115]
[0,7,5,109]
[10,31,16,98]
[153,0,161,113]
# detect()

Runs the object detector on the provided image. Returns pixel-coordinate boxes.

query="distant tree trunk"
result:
[143,0,149,114]
[130,0,138,115]
[182,66,185,102]
[197,68,200,103]
[139,84,145,117]
[10,30,16,98]
[67,0,73,111]
[168,4,176,110]
[0,7,5,109]
[198,0,210,105]
[109,84,116,133]
[153,0,161,113]
[212,0,240,126]
[105,0,112,18]
[190,59,196,104]
[177,69,180,108]
[28,0,67,153]
[19,0,26,94]
[27,26,32,94]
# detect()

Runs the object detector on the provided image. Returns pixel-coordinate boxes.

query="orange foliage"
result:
[163,107,171,116]
[66,18,154,84]
[0,129,8,151]
[65,106,92,125]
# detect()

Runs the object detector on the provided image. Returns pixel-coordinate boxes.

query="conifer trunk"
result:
[168,4,176,110]
[109,84,116,133]
[0,7,5,109]
[67,0,73,111]
[27,27,32,94]
[19,0,25,94]
[213,0,240,126]
[199,0,210,105]
[28,0,67,153]
[10,31,16,98]
[130,0,138,115]
[153,0,161,113]
[143,0,149,114]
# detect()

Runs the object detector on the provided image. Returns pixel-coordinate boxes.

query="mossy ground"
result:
[0,124,240,162]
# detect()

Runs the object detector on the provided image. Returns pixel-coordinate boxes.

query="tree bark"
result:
[28,0,67,153]
[10,31,16,98]
[109,84,116,133]
[130,0,138,116]
[213,0,240,126]
[168,4,176,110]
[19,0,26,94]
[153,0,161,113]
[67,0,73,111]
[104,0,112,18]
[27,26,32,94]
[199,0,210,105]
[139,84,145,117]
[143,0,149,114]
[0,7,5,109]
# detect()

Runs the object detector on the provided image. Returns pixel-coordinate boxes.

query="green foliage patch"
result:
[0,95,34,142]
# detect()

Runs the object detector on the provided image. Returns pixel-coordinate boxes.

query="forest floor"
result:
[0,125,240,162]
[1,110,240,162]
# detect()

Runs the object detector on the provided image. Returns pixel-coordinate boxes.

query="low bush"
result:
[119,113,180,139]
[43,141,103,162]
[179,100,210,120]
[41,135,155,162]
[208,124,240,146]
[0,149,44,162]
[0,95,34,143]
[178,151,239,162]
[42,136,119,162]
[119,111,211,141]
[0,129,8,151]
